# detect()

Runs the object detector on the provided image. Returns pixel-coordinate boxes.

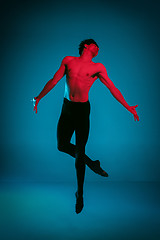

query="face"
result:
[86,43,99,57]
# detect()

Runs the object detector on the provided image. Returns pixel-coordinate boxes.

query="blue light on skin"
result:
[31,98,36,107]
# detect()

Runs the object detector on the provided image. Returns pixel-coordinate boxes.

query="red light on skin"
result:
[84,43,99,58]
[33,42,139,121]
[33,39,139,215]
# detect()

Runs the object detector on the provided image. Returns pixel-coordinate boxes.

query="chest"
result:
[66,61,98,78]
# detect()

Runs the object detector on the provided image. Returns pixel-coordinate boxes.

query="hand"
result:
[33,97,40,114]
[129,105,139,121]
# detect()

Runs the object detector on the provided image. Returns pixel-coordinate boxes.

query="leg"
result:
[57,107,95,168]
[57,98,77,158]
[75,122,89,198]
[57,99,108,177]
[74,103,91,214]
[75,145,86,199]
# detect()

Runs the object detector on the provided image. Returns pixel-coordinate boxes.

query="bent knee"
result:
[57,143,64,152]
[57,142,68,152]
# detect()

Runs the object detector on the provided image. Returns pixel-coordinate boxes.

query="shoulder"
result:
[62,56,75,64]
[96,62,105,69]
[95,62,106,73]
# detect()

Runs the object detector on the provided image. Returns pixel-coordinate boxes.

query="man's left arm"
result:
[97,63,139,121]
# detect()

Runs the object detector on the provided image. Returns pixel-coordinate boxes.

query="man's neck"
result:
[78,52,93,63]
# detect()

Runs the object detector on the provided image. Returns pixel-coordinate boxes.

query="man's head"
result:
[78,39,99,56]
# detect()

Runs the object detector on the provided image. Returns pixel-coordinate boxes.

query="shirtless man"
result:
[33,39,139,214]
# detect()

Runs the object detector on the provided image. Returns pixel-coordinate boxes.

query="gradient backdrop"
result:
[1,0,159,182]
[0,0,160,239]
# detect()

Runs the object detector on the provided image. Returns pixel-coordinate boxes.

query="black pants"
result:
[57,98,90,195]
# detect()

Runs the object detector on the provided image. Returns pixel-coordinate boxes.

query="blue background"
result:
[1,1,160,240]
[1,0,160,182]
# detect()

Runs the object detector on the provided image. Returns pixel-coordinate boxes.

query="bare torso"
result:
[64,56,100,102]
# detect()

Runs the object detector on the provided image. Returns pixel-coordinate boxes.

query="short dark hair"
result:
[78,39,99,56]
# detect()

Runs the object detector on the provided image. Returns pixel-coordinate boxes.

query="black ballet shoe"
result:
[75,192,84,214]
[91,160,109,177]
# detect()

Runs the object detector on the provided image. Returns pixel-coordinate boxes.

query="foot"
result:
[75,192,84,214]
[90,160,109,177]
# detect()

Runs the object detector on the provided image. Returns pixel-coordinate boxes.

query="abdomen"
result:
[64,78,89,102]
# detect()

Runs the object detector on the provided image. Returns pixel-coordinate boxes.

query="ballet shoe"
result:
[90,160,109,177]
[75,192,84,214]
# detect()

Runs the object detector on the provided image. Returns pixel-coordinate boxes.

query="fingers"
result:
[134,114,139,121]
[33,98,39,114]
[33,106,37,114]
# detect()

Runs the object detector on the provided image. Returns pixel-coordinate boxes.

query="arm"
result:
[36,57,67,100]
[97,63,139,121]
[33,57,67,113]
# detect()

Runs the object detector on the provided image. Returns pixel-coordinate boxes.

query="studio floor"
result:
[0,181,160,240]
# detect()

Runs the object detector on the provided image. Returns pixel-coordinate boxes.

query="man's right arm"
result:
[33,57,68,114]
[35,57,68,101]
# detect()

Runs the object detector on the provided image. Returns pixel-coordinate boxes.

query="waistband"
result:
[64,98,89,105]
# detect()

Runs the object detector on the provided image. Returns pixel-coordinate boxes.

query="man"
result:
[33,39,139,214]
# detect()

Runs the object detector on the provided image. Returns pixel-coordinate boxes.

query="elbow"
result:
[54,73,64,83]
[108,84,115,92]
[50,78,57,88]
[52,72,63,85]
[109,85,118,96]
